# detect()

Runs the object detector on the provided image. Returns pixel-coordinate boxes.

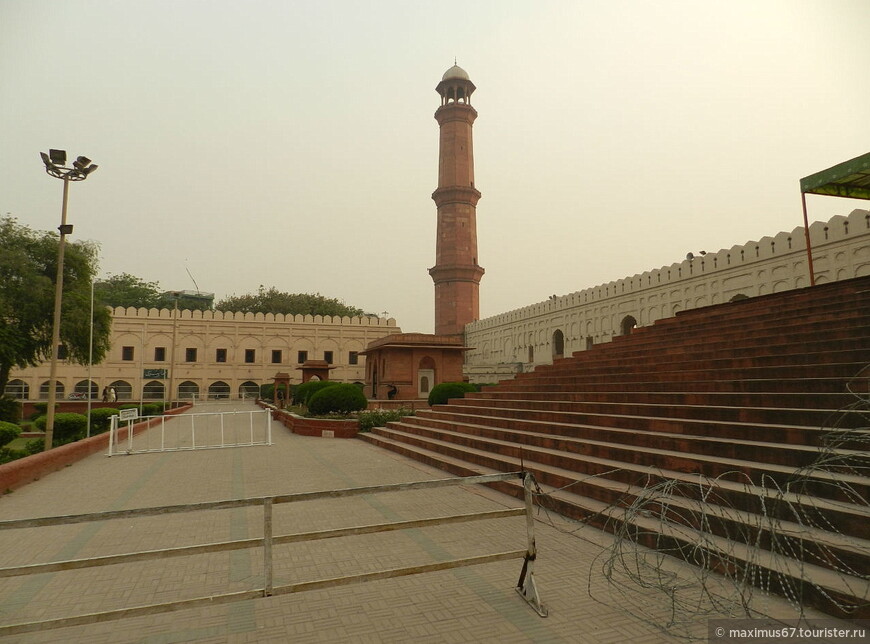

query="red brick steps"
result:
[359,275,870,617]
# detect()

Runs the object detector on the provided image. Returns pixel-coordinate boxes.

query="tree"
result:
[0,217,111,394]
[216,286,372,318]
[95,273,212,311]
[94,273,161,309]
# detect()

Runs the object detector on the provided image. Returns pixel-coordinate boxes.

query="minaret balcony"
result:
[431,186,481,207]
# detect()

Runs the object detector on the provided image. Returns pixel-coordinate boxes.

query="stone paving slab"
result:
[0,402,840,642]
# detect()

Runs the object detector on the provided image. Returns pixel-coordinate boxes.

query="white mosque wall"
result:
[464,209,870,383]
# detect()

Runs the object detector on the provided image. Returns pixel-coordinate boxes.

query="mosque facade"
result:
[5,309,398,401]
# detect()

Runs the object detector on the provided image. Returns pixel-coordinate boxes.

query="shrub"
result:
[357,408,415,432]
[294,380,336,406]
[34,413,87,446]
[308,383,368,416]
[0,446,26,465]
[427,382,477,406]
[25,438,44,455]
[259,383,275,401]
[88,408,120,435]
[0,421,21,447]
[30,402,58,420]
[0,397,22,423]
[141,403,163,417]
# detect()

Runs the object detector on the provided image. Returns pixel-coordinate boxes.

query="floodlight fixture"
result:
[49,149,67,165]
[73,156,92,170]
[40,149,98,181]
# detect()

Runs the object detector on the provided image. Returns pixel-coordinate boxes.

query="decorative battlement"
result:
[467,209,870,332]
[109,308,398,326]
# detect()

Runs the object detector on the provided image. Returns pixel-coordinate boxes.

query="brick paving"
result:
[0,402,836,643]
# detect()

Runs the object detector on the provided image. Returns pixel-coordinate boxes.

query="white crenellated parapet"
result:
[110,306,398,327]
[464,209,870,382]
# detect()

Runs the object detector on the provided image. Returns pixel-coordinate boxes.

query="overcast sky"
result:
[2,0,868,333]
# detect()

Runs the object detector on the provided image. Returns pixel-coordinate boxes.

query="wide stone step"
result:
[414,401,870,448]
[484,378,861,395]
[419,404,868,451]
[362,427,870,541]
[564,329,870,365]
[386,418,870,504]
[359,430,870,617]
[522,349,870,380]
[499,363,868,389]
[449,397,866,430]
[470,389,856,410]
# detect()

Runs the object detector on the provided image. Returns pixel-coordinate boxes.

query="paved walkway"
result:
[0,402,832,642]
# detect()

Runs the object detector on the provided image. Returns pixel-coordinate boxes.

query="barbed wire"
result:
[527,365,870,641]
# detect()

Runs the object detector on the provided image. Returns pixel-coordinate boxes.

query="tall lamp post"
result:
[40,149,98,450]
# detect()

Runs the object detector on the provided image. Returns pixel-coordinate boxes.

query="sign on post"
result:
[118,408,138,421]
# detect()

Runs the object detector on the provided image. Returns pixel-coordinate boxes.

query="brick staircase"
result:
[360,276,870,617]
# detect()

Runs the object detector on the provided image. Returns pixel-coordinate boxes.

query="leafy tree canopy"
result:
[0,216,111,393]
[95,274,211,311]
[95,273,161,309]
[216,287,372,318]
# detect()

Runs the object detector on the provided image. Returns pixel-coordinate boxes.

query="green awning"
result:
[800,151,870,200]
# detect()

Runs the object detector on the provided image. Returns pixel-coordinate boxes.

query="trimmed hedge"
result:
[88,407,120,434]
[294,380,336,406]
[308,383,368,416]
[427,382,477,406]
[33,412,88,446]
[0,421,21,447]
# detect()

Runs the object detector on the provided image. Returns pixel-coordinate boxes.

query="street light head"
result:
[82,164,98,176]
[40,151,53,168]
[73,156,93,170]
[49,149,67,166]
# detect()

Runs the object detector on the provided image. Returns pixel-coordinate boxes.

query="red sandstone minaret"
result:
[429,64,484,337]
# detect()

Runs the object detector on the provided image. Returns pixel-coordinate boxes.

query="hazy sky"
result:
[2,1,868,334]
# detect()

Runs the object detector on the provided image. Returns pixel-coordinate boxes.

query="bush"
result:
[25,438,44,455]
[0,421,21,447]
[88,407,120,435]
[34,412,87,446]
[30,402,58,420]
[308,383,368,416]
[259,383,275,401]
[427,382,477,406]
[141,403,163,417]
[0,446,26,465]
[357,408,415,432]
[293,380,336,406]
[0,397,22,423]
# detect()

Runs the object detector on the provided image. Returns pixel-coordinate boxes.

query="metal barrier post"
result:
[263,498,273,596]
[267,411,272,445]
[108,415,116,456]
[516,472,548,617]
[191,414,195,449]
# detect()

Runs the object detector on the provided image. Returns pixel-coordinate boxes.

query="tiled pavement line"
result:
[0,453,171,621]
[290,435,566,643]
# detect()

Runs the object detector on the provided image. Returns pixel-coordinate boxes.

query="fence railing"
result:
[108,408,272,455]
[0,472,546,636]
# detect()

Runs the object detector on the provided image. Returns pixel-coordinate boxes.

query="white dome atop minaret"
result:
[442,64,470,81]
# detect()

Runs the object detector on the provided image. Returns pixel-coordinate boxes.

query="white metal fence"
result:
[108,409,272,456]
[0,472,546,636]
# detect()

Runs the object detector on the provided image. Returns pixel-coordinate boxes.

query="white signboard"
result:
[118,408,138,421]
